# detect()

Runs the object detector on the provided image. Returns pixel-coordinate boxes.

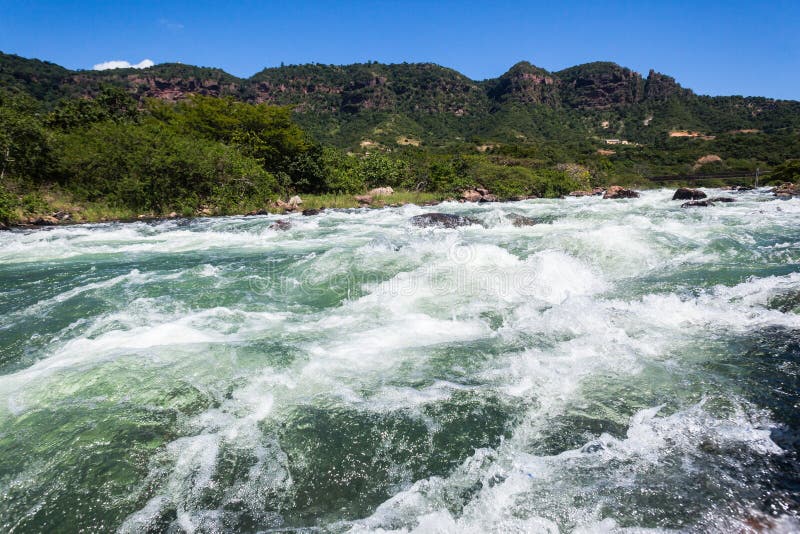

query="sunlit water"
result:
[1,189,799,533]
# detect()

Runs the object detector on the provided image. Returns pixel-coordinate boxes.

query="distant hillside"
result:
[2,51,799,151]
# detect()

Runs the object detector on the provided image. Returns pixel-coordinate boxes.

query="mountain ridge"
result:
[2,51,799,150]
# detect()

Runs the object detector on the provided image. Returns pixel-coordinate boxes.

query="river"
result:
[0,188,798,532]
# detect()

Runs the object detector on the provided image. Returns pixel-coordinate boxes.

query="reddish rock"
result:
[603,186,639,199]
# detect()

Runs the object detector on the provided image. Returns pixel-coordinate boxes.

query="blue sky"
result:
[1,0,798,99]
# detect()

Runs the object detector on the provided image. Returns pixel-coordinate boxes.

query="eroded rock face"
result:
[603,186,639,199]
[410,213,478,228]
[557,63,645,109]
[673,188,707,201]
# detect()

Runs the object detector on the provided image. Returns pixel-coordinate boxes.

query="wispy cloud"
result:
[93,59,155,71]
[158,18,184,31]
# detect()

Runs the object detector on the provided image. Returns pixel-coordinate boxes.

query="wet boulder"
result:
[603,186,640,199]
[681,200,714,208]
[410,213,478,228]
[708,196,735,203]
[302,208,323,216]
[246,208,269,216]
[673,188,707,200]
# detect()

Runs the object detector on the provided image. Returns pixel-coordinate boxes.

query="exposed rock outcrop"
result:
[461,188,497,202]
[672,188,707,200]
[368,187,394,196]
[773,183,800,198]
[603,185,640,199]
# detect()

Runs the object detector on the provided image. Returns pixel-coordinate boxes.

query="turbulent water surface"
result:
[1,189,799,533]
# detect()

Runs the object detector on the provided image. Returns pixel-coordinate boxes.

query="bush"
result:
[54,121,280,212]
[771,159,800,183]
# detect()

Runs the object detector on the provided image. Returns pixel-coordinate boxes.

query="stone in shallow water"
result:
[681,200,713,208]
[410,213,479,228]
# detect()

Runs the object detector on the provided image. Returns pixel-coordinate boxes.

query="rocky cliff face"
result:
[556,62,645,109]
[3,51,795,144]
[644,70,690,101]
[486,61,560,106]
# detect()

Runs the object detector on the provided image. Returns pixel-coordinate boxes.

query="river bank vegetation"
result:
[1,53,799,225]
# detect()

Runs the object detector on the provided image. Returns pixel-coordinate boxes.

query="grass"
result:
[2,189,453,226]
[296,190,448,211]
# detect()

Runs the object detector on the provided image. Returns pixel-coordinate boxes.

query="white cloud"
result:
[158,18,184,31]
[93,59,155,71]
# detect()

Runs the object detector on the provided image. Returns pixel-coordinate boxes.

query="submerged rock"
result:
[767,291,800,313]
[302,208,323,216]
[681,200,713,208]
[603,185,639,199]
[708,196,735,203]
[410,213,478,228]
[269,219,292,231]
[672,188,707,200]
[507,214,540,227]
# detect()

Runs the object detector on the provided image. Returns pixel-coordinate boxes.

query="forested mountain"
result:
[2,51,798,150]
[1,51,798,225]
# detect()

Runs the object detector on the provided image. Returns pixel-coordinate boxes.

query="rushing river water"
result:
[0,188,799,533]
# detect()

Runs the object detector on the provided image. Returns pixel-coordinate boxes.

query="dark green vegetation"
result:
[1,51,799,224]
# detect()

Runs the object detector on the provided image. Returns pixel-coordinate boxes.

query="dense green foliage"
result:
[0,51,798,223]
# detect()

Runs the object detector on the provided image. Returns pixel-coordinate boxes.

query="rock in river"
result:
[603,186,640,199]
[410,213,478,228]
[672,188,707,200]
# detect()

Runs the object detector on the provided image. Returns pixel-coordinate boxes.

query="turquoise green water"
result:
[0,189,798,532]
